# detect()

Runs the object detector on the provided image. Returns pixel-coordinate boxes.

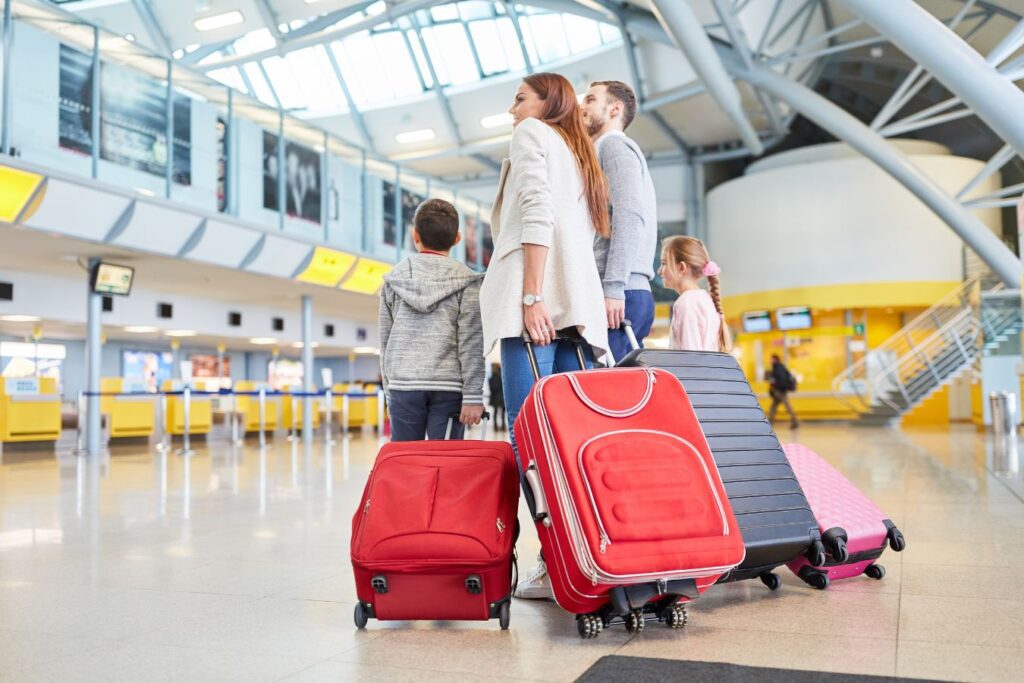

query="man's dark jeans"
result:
[607,289,656,364]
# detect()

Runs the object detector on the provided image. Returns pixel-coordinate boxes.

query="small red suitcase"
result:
[351,420,519,629]
[515,337,745,639]
[782,443,906,589]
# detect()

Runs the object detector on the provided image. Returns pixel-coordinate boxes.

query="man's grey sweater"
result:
[593,131,658,299]
[378,254,485,405]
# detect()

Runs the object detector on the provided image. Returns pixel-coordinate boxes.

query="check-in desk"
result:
[0,377,62,445]
[233,380,278,433]
[280,387,320,431]
[332,384,383,430]
[161,380,212,436]
[100,378,155,439]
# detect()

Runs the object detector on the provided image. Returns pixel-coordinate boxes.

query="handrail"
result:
[832,275,987,415]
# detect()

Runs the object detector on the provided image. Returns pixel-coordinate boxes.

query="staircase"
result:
[833,276,1022,425]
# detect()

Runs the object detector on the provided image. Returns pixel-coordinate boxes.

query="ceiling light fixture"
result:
[352,346,380,355]
[165,330,198,337]
[395,128,436,144]
[480,112,513,129]
[124,325,159,333]
[250,337,278,345]
[0,315,41,322]
[124,33,135,42]
[194,10,244,32]
[292,341,319,349]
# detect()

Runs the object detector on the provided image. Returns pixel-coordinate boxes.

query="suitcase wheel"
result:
[807,571,830,590]
[499,602,511,630]
[624,609,645,634]
[354,602,369,629]
[576,613,603,639]
[807,540,827,567]
[664,603,688,630]
[865,563,886,580]
[759,572,782,591]
[888,527,906,552]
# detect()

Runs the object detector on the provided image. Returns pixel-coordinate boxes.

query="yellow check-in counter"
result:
[332,384,383,429]
[281,387,321,431]
[100,378,156,439]
[161,380,212,436]
[0,377,62,443]
[233,380,278,432]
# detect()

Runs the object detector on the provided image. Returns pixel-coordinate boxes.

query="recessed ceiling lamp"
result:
[194,10,244,32]
[165,330,198,337]
[250,337,277,345]
[395,128,436,144]
[292,341,319,348]
[480,112,513,129]
[124,33,135,42]
[352,346,380,355]
[0,315,41,322]
[124,325,159,333]
[304,0,324,4]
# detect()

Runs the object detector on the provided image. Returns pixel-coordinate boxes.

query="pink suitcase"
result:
[782,443,905,589]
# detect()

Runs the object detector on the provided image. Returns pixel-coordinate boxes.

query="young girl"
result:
[659,236,732,352]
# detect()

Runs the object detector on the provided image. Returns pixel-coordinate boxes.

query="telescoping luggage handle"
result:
[443,410,491,440]
[521,328,589,381]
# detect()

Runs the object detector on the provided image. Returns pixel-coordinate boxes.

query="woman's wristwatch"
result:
[522,293,545,306]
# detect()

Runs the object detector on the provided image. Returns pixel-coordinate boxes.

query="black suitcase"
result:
[618,345,825,590]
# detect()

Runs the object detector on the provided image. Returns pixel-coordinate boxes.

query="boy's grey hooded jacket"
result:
[378,254,485,405]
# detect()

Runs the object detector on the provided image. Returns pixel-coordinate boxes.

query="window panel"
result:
[329,41,367,104]
[208,67,248,94]
[469,20,507,75]
[430,5,459,22]
[373,32,424,98]
[339,32,393,103]
[516,16,541,65]
[419,27,452,86]
[242,62,278,107]
[458,1,493,21]
[563,15,601,54]
[262,56,307,110]
[287,47,345,114]
[524,14,569,63]
[405,30,435,88]
[234,28,276,56]
[495,17,526,72]
[433,23,480,85]
[599,22,621,44]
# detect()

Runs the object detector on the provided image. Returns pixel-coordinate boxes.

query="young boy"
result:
[379,199,485,440]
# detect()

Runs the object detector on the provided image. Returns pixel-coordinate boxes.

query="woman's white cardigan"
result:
[480,118,610,362]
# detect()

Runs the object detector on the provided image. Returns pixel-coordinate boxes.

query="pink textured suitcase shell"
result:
[782,443,905,589]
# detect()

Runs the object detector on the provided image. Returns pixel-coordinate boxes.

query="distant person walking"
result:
[581,80,658,361]
[488,364,505,431]
[767,354,799,429]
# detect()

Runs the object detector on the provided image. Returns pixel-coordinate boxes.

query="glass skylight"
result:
[208,2,621,116]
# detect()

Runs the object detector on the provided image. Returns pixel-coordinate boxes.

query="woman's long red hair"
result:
[523,72,610,238]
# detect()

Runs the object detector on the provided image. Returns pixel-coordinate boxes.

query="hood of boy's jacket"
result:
[383,253,483,313]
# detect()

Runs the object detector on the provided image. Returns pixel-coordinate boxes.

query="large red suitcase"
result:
[351,428,519,629]
[515,339,745,639]
[782,443,906,589]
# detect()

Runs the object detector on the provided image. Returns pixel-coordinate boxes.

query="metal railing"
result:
[832,275,988,415]
[74,387,385,455]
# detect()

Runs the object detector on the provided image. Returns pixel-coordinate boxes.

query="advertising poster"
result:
[216,116,227,212]
[58,44,93,156]
[268,359,303,390]
[463,215,479,267]
[401,187,426,250]
[57,45,192,184]
[123,350,174,392]
[481,220,493,268]
[263,132,321,223]
[382,180,398,246]
[190,354,230,380]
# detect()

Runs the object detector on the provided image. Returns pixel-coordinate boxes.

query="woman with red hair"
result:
[479,72,611,600]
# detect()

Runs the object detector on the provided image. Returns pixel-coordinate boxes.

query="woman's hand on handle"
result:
[524,301,556,346]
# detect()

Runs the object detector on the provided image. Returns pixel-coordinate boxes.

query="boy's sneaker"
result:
[514,560,554,600]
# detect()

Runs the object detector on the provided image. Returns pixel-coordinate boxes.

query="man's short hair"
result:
[413,199,460,251]
[591,80,638,130]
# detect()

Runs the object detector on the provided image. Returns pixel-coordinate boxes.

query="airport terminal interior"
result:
[0,0,1023,681]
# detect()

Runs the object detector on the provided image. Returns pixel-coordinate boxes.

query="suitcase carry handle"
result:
[443,411,490,440]
[521,328,588,382]
[523,464,551,526]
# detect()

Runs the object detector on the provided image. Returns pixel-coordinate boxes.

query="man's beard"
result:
[586,116,605,137]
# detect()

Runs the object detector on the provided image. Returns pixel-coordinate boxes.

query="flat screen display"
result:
[741,310,773,333]
[92,262,135,296]
[776,306,813,331]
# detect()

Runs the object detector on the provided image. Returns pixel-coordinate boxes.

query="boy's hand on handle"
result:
[460,404,484,426]
[524,302,556,346]
[605,297,625,330]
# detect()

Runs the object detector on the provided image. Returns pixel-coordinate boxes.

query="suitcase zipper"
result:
[496,517,505,533]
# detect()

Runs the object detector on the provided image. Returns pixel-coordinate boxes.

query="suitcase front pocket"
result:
[578,430,730,551]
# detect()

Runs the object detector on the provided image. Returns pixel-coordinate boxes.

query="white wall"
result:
[706,144,1004,297]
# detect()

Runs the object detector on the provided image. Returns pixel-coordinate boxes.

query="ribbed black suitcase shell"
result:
[620,349,823,585]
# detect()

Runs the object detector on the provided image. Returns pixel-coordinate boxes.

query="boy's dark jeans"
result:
[388,390,465,441]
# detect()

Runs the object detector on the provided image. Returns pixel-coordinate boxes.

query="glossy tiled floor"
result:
[1,423,1022,682]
